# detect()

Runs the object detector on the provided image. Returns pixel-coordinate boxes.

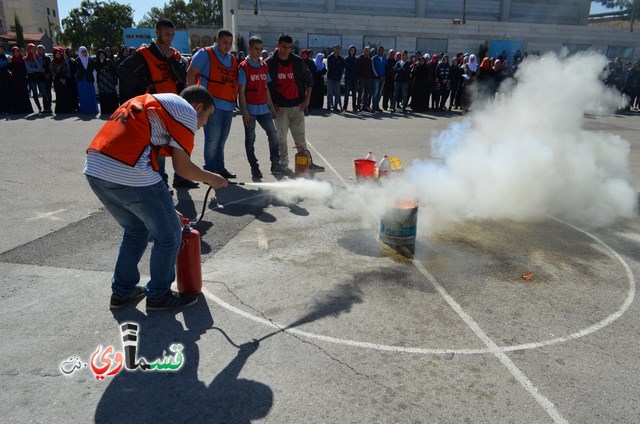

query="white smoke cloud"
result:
[398,51,637,234]
[262,51,637,235]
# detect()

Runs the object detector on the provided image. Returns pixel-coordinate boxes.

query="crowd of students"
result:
[1,41,639,117]
[297,45,640,114]
[0,43,148,116]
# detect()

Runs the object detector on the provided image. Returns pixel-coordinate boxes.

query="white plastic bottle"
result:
[365,151,376,162]
[378,155,392,178]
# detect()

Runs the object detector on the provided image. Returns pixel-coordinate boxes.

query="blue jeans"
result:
[344,80,358,109]
[372,77,385,109]
[358,78,372,109]
[244,113,280,170]
[28,80,49,110]
[86,175,182,299]
[203,108,234,172]
[393,82,408,110]
[327,79,342,108]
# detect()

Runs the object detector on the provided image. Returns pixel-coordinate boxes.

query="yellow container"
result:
[388,156,403,171]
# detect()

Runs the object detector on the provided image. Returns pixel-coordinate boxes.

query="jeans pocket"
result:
[90,177,144,213]
[114,186,144,211]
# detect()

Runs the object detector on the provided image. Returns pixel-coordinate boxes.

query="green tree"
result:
[138,0,222,29]
[189,0,222,26]
[596,0,631,8]
[14,15,25,48]
[60,0,134,51]
[595,0,640,30]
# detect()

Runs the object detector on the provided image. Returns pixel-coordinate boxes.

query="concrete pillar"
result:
[327,0,336,14]
[499,0,511,22]
[222,0,238,36]
[416,0,425,18]
[578,0,591,25]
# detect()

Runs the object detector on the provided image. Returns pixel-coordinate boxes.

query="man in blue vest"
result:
[187,29,238,180]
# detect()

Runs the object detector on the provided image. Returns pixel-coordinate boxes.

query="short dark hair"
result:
[217,29,233,39]
[180,85,214,110]
[155,19,175,30]
[278,33,293,44]
[248,35,263,47]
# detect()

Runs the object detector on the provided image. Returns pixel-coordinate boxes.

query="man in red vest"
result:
[266,33,324,174]
[117,19,198,190]
[238,35,291,180]
[186,29,238,180]
[83,86,228,311]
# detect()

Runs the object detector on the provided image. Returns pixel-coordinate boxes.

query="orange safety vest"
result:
[203,46,238,102]
[87,94,195,171]
[138,46,181,94]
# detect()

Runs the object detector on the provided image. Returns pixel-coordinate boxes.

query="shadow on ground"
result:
[95,296,273,424]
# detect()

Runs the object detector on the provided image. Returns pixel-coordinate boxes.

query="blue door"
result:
[489,40,525,66]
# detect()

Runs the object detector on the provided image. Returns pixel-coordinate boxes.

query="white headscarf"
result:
[78,46,89,69]
[468,54,478,72]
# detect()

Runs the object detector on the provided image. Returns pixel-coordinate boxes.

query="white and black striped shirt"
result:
[83,94,197,186]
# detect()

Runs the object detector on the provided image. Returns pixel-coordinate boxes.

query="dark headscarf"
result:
[11,46,24,63]
[52,46,66,65]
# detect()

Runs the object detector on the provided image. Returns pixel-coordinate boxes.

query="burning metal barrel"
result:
[379,200,418,251]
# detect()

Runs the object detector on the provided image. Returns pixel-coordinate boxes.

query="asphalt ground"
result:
[1,104,640,423]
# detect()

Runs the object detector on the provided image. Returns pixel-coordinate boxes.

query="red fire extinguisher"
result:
[176,217,202,294]
[295,147,311,176]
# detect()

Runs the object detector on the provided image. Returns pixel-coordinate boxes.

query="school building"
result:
[222,0,638,61]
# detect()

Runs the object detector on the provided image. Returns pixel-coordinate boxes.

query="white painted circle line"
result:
[411,260,569,424]
[201,158,635,356]
[201,287,480,355]
[305,139,348,185]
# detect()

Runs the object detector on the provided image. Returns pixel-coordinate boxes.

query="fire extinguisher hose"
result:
[193,184,215,225]
[192,182,255,225]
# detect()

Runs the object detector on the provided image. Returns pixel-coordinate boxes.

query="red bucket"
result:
[354,159,376,180]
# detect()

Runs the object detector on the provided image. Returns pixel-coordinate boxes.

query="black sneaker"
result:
[146,291,198,311]
[172,179,200,189]
[251,168,263,179]
[217,169,237,179]
[309,163,325,172]
[110,286,146,310]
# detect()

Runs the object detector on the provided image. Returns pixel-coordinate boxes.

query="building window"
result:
[53,10,57,17]
[308,34,342,54]
[416,38,448,55]
[248,32,280,51]
[563,44,591,56]
[607,45,634,60]
[47,7,50,15]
